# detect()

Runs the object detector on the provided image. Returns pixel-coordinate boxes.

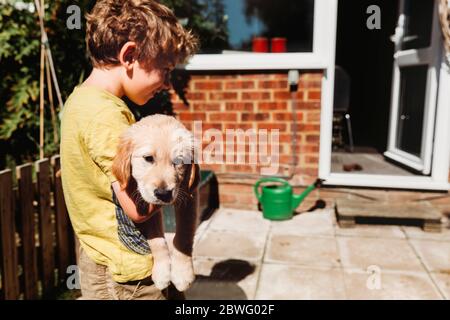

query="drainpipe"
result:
[286,69,300,180]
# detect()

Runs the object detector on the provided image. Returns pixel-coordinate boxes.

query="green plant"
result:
[0,0,229,169]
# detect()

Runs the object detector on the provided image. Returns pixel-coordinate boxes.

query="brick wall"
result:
[171,71,323,209]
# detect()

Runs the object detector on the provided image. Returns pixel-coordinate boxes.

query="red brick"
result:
[200,164,224,172]
[244,74,271,79]
[186,92,206,101]
[194,81,223,90]
[173,102,188,111]
[307,90,321,101]
[224,123,254,131]
[305,134,320,143]
[306,112,321,122]
[299,80,322,89]
[273,113,292,121]
[257,123,287,131]
[242,92,271,100]
[305,155,319,164]
[258,80,288,89]
[178,113,206,121]
[224,164,256,173]
[273,74,288,79]
[225,102,254,111]
[280,155,296,164]
[273,91,304,100]
[220,193,238,203]
[296,145,320,153]
[273,112,303,121]
[237,194,258,205]
[241,113,270,121]
[209,113,237,122]
[295,167,319,176]
[209,92,238,100]
[225,81,255,90]
[279,134,292,143]
[201,122,223,131]
[257,102,288,111]
[220,184,253,193]
[192,103,221,111]
[297,124,320,132]
[297,102,321,109]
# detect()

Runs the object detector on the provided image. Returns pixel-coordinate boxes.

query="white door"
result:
[384,0,441,174]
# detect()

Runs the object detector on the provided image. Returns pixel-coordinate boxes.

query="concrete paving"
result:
[182,207,450,300]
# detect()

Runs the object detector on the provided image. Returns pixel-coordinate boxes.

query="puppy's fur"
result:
[112,114,200,292]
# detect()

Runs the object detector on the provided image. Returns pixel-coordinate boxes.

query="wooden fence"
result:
[0,155,76,300]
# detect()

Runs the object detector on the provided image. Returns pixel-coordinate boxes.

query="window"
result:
[185,0,334,70]
[198,0,314,54]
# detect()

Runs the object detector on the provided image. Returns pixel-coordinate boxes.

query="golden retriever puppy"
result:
[112,114,200,292]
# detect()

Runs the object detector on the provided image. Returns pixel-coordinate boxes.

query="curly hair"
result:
[85,0,198,69]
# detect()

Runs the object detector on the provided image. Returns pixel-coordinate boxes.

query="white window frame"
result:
[184,0,332,71]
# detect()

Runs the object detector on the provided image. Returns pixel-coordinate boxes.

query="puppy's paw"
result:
[151,259,171,290]
[170,249,195,292]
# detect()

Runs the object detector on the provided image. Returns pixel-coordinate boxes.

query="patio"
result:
[175,207,450,300]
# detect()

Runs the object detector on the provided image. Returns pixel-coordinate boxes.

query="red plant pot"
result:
[252,37,269,53]
[271,37,287,53]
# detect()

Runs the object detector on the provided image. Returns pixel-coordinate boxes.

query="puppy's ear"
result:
[187,163,201,193]
[112,135,133,189]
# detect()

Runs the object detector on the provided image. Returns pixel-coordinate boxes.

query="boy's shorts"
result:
[78,246,173,300]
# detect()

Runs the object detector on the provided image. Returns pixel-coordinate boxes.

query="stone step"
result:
[335,199,442,232]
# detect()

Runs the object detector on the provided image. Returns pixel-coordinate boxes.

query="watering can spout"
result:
[291,179,324,211]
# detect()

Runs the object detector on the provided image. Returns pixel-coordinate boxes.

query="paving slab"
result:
[337,237,425,272]
[265,233,340,268]
[342,269,443,300]
[409,240,450,273]
[208,208,270,234]
[255,264,346,300]
[271,210,335,237]
[430,272,450,299]
[403,226,450,241]
[336,224,406,239]
[194,229,267,261]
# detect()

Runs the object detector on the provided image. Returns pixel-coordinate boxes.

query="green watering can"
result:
[254,177,323,220]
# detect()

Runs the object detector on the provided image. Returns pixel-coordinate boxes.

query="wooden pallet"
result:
[335,199,442,232]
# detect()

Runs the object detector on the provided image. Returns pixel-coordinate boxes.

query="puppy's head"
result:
[112,115,197,205]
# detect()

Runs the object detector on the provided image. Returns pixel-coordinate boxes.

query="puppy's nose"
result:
[154,188,173,202]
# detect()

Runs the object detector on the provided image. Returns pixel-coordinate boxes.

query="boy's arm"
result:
[84,108,160,223]
[112,181,161,224]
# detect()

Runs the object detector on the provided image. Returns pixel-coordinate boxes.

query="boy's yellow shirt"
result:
[60,86,153,283]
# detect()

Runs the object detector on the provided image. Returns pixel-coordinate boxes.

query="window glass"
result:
[198,0,315,54]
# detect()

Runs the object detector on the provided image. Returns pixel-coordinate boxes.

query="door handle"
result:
[390,14,406,49]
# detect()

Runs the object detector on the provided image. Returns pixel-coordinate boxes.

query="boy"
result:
[60,0,198,300]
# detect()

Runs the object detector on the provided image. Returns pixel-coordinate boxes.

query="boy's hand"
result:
[133,204,162,224]
[112,181,162,224]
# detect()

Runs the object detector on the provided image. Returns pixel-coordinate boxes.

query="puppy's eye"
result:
[144,155,155,163]
[172,156,184,166]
